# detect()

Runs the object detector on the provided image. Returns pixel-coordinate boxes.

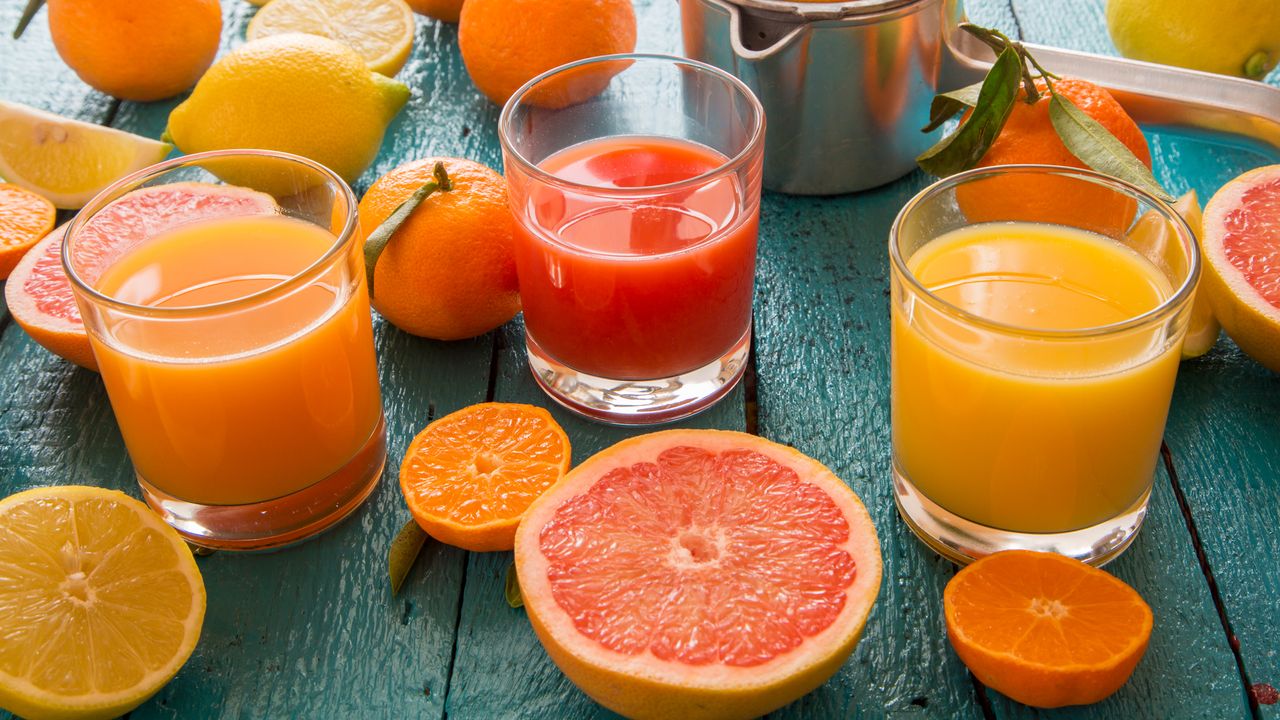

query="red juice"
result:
[512,136,759,380]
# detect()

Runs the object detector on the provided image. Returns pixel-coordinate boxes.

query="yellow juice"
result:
[892,222,1181,533]
[91,215,383,506]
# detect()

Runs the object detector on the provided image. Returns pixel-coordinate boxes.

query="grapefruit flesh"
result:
[515,430,882,720]
[3,183,277,371]
[1202,165,1280,372]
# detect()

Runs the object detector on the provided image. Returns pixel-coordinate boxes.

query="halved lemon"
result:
[0,101,172,209]
[1126,190,1220,358]
[247,0,417,77]
[0,486,205,720]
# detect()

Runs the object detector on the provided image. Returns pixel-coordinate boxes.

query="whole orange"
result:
[406,0,465,22]
[956,78,1152,234]
[47,0,222,102]
[458,0,637,107]
[358,157,520,340]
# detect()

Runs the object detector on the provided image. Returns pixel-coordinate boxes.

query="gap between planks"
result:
[1162,443,1264,719]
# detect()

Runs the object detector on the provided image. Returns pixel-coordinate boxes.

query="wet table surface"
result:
[1,0,1278,718]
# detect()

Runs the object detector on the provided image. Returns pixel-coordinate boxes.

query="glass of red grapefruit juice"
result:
[499,54,765,425]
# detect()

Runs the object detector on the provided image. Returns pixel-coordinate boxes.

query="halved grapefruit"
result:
[514,430,882,720]
[1201,165,1280,372]
[3,183,277,371]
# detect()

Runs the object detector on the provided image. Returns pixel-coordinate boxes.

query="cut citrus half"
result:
[3,183,278,371]
[1125,190,1220,358]
[0,101,172,209]
[246,0,417,77]
[945,550,1152,709]
[0,486,206,720]
[515,429,882,720]
[1202,164,1280,372]
[400,402,571,552]
[0,183,56,279]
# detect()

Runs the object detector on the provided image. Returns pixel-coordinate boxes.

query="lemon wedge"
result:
[1126,190,1220,358]
[247,0,417,77]
[0,486,205,720]
[0,102,172,210]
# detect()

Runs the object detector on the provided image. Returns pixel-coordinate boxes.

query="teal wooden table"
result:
[2,0,1278,717]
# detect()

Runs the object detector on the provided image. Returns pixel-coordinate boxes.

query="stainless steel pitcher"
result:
[680,0,959,195]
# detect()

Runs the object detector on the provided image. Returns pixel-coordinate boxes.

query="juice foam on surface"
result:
[893,222,1181,533]
[90,215,382,506]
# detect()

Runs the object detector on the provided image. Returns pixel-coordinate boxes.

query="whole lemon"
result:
[1107,0,1280,79]
[167,34,409,184]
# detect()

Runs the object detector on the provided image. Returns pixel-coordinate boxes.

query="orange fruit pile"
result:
[358,157,520,340]
[458,0,637,107]
[945,551,1152,708]
[47,0,222,101]
[956,78,1151,234]
[399,402,571,551]
[0,184,55,280]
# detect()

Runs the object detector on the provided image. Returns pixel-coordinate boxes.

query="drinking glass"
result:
[499,54,765,424]
[65,150,386,550]
[889,165,1200,566]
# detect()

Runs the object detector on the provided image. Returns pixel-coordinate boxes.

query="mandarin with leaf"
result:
[956,77,1151,233]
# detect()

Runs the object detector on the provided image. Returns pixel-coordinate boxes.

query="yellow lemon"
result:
[0,486,206,720]
[0,101,171,209]
[167,34,409,185]
[1125,191,1221,358]
[247,0,416,77]
[1106,0,1280,79]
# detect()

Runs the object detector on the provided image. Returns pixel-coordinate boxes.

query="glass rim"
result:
[889,163,1202,340]
[63,148,359,318]
[497,52,766,197]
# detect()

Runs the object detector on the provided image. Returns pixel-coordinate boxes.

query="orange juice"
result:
[892,222,1180,533]
[91,215,383,506]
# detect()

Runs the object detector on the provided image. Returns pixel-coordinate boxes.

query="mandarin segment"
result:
[944,550,1152,709]
[0,184,55,279]
[399,403,571,551]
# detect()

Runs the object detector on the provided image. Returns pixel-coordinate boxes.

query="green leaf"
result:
[363,161,452,296]
[13,0,43,40]
[917,48,1022,177]
[921,81,984,133]
[388,519,429,596]
[504,563,523,609]
[1047,93,1173,202]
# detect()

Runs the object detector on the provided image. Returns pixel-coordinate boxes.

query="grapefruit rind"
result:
[515,429,882,720]
[1201,164,1280,372]
[3,183,278,372]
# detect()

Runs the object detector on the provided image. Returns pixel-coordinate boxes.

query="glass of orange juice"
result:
[890,165,1200,566]
[65,150,385,550]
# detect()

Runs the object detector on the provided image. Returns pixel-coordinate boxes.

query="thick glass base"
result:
[893,458,1149,567]
[139,416,387,551]
[526,330,749,426]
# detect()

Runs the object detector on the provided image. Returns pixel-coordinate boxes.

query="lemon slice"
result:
[0,486,205,720]
[1126,190,1220,358]
[247,0,417,77]
[0,102,172,210]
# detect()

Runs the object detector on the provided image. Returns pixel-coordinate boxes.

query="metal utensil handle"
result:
[943,25,1280,149]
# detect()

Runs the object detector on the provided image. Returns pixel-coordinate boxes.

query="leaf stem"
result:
[13,0,43,40]
[362,161,452,297]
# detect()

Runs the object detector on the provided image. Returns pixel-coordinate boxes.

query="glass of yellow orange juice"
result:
[65,150,385,550]
[890,165,1200,566]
